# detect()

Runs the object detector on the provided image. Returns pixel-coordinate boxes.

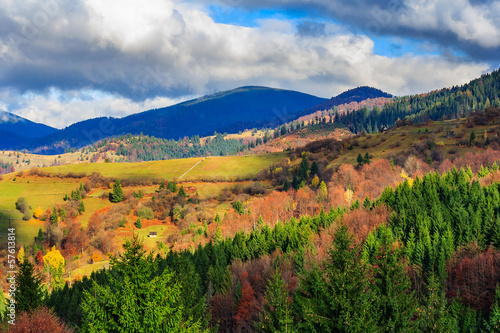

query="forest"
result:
[4,148,500,331]
[334,69,500,134]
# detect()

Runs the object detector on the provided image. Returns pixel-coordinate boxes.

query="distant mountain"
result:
[0,111,57,148]
[306,86,393,113]
[23,86,329,154]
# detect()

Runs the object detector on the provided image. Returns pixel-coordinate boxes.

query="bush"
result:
[15,197,29,214]
[137,206,154,220]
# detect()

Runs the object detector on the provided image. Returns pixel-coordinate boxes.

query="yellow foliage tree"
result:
[344,187,354,206]
[33,206,44,219]
[311,175,320,188]
[17,246,24,264]
[92,252,103,263]
[43,246,65,290]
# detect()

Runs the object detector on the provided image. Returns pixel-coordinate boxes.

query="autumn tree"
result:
[9,307,74,333]
[43,246,65,290]
[234,270,259,332]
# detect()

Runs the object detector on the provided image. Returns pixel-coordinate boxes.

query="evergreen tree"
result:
[109,179,124,203]
[257,270,293,333]
[295,224,376,331]
[310,161,319,175]
[470,131,476,146]
[298,154,309,181]
[15,260,45,313]
[363,152,371,165]
[81,236,207,332]
[371,238,417,331]
[485,285,500,332]
[178,186,187,198]
[135,218,142,229]
[357,153,364,167]
[50,207,58,224]
[416,274,457,331]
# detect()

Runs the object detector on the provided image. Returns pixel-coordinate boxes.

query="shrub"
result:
[137,206,154,220]
[15,197,29,214]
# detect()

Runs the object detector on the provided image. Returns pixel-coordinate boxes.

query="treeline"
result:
[0,160,14,175]
[335,69,500,133]
[89,133,247,161]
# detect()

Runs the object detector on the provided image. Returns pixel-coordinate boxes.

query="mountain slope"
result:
[25,86,328,153]
[307,86,393,113]
[0,111,57,144]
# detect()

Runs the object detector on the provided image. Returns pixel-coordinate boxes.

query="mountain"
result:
[21,86,329,154]
[0,111,57,148]
[306,86,393,114]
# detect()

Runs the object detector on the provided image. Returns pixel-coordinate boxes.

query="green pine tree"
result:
[15,260,45,313]
[109,179,124,203]
[178,186,187,198]
[257,270,293,333]
[485,285,500,332]
[81,235,207,332]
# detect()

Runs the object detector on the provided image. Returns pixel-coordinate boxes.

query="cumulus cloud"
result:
[0,0,493,127]
[204,0,500,60]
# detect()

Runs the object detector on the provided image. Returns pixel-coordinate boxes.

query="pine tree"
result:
[357,153,364,167]
[178,186,187,198]
[371,239,418,331]
[81,235,207,332]
[135,218,142,229]
[485,285,500,332]
[298,154,309,181]
[416,274,457,331]
[109,179,124,203]
[50,207,58,224]
[257,270,293,333]
[295,224,376,331]
[15,260,45,313]
[363,152,371,165]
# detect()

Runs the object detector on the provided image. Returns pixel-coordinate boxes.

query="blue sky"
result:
[0,0,498,128]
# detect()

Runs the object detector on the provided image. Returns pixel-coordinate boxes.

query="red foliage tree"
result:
[447,245,500,311]
[35,251,44,266]
[9,306,73,333]
[234,270,260,332]
[343,205,390,243]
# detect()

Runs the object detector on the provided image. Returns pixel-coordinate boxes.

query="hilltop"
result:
[8,86,328,154]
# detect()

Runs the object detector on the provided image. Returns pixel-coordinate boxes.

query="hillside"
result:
[336,69,500,134]
[306,86,393,114]
[0,111,57,148]
[10,86,327,154]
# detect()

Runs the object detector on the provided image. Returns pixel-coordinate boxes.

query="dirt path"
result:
[178,158,205,180]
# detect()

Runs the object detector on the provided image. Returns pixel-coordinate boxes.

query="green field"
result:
[0,153,285,247]
[42,153,286,181]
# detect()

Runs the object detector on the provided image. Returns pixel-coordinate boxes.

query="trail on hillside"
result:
[178,158,205,180]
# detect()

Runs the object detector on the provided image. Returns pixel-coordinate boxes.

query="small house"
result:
[149,232,157,238]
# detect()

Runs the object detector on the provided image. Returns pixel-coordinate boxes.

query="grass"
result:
[72,260,110,279]
[42,154,286,181]
[77,197,111,228]
[326,118,494,169]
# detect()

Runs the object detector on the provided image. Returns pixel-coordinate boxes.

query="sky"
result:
[0,0,499,129]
